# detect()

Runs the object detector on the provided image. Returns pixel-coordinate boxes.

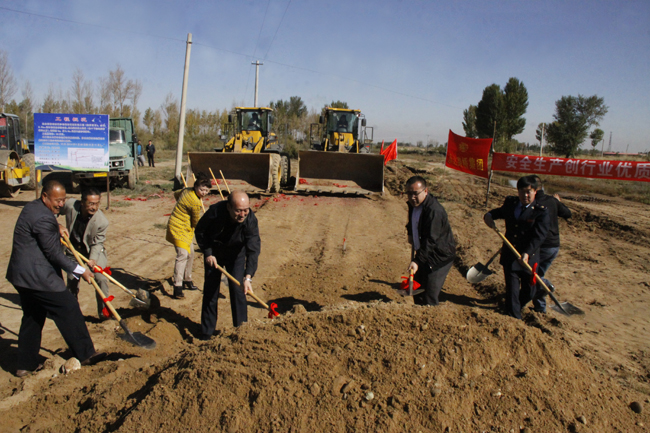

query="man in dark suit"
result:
[6,179,106,377]
[61,187,111,319]
[146,140,156,167]
[529,175,572,313]
[484,176,550,320]
[405,176,456,306]
[195,190,261,339]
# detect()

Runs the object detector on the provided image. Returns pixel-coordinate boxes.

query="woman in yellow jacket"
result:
[166,173,212,299]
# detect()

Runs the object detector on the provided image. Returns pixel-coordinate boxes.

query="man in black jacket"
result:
[405,176,456,306]
[484,176,550,320]
[195,190,261,339]
[6,179,106,376]
[529,175,572,313]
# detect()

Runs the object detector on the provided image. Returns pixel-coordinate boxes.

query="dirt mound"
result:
[7,303,644,432]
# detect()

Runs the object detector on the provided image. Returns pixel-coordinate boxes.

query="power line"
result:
[263,0,292,60]
[1,5,462,111]
[244,0,272,102]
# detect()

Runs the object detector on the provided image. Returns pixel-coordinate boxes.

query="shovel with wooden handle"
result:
[466,249,501,284]
[62,233,157,349]
[213,263,279,318]
[492,227,584,316]
[60,238,150,309]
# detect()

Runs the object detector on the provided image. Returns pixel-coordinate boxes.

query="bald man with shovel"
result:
[195,190,261,340]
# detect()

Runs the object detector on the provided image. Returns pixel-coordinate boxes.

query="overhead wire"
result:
[0,4,462,111]
[243,0,272,103]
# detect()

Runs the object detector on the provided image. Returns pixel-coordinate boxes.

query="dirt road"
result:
[0,159,648,432]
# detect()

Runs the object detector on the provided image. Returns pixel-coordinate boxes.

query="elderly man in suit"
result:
[6,179,106,377]
[61,187,110,319]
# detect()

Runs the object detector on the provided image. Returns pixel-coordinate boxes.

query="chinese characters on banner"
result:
[445,130,493,179]
[491,153,650,183]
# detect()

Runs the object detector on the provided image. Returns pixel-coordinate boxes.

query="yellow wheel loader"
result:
[0,113,34,198]
[189,107,289,193]
[297,107,384,195]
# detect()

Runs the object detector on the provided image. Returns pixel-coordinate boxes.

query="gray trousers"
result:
[174,246,194,286]
[413,260,454,306]
[67,272,110,318]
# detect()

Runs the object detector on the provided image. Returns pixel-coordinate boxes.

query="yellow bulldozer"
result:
[297,107,384,195]
[189,107,289,193]
[0,113,35,197]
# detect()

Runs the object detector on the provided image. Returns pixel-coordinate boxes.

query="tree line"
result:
[463,76,608,157]
[0,50,360,155]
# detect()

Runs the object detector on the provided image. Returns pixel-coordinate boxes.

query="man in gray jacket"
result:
[61,187,110,319]
[6,179,106,377]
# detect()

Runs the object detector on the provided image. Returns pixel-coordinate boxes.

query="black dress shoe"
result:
[81,352,108,366]
[183,281,199,291]
[173,286,184,298]
[16,363,44,378]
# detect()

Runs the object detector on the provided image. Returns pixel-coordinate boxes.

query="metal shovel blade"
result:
[551,302,585,316]
[397,288,425,297]
[466,263,494,284]
[128,289,151,309]
[118,320,157,349]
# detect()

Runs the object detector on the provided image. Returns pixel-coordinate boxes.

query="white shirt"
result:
[412,205,423,251]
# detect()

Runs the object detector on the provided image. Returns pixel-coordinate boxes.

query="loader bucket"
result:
[188,152,273,193]
[296,150,384,195]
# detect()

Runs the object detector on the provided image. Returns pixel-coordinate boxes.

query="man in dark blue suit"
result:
[6,179,106,377]
[484,176,550,320]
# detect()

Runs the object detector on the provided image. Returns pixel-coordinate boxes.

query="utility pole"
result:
[252,61,263,107]
[539,123,545,157]
[175,33,192,184]
[607,131,612,153]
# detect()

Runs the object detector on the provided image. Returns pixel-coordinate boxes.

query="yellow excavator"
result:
[0,113,34,197]
[189,107,289,193]
[297,107,384,195]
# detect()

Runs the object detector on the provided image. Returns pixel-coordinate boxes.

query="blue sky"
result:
[2,0,649,152]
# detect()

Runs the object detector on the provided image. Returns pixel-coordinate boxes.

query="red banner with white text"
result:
[491,153,650,182]
[445,130,492,178]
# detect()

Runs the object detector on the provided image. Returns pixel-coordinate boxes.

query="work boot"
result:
[184,281,199,291]
[173,285,184,299]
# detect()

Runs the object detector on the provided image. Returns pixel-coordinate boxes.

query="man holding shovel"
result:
[61,187,111,320]
[483,176,549,320]
[405,176,456,306]
[195,190,261,340]
[529,175,572,313]
[6,179,106,377]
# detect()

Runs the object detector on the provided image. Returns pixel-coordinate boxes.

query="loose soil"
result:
[0,157,648,432]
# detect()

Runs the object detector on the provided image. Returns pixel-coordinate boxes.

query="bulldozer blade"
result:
[189,152,273,193]
[296,151,384,195]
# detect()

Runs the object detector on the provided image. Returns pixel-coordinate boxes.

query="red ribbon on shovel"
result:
[530,263,538,285]
[399,276,421,291]
[94,266,112,275]
[101,295,115,317]
[268,303,279,318]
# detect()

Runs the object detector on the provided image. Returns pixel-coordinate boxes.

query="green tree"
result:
[535,123,547,145]
[502,78,528,140]
[590,128,604,149]
[475,84,503,139]
[462,104,477,138]
[142,108,155,134]
[327,100,348,109]
[546,95,608,157]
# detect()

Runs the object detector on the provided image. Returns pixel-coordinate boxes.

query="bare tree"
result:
[70,68,95,114]
[0,49,18,111]
[98,77,112,115]
[108,65,135,116]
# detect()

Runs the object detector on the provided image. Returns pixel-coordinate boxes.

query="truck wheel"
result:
[21,153,37,190]
[270,154,281,193]
[280,155,289,187]
[127,169,136,189]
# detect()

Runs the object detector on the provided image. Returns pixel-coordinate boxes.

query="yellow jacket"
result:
[166,188,202,253]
